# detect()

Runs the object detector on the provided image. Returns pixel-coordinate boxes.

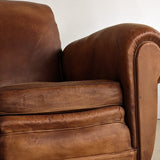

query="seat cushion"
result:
[0,106,136,160]
[0,106,125,134]
[0,80,122,115]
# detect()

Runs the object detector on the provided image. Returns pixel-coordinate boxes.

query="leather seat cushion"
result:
[0,106,135,160]
[0,106,124,134]
[0,80,123,115]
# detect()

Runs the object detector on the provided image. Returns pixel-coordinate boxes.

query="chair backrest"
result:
[0,1,61,87]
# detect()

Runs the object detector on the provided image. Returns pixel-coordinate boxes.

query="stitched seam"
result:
[0,104,123,116]
[1,121,125,136]
[64,149,137,160]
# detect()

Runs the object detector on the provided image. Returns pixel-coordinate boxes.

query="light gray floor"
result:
[152,120,160,160]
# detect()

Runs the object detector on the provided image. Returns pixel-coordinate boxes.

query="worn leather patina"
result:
[0,1,160,160]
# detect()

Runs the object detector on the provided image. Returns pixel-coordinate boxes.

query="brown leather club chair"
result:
[0,1,160,160]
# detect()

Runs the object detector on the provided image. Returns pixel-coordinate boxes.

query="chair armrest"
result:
[62,23,160,160]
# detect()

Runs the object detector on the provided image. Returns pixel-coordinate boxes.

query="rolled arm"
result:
[62,23,160,160]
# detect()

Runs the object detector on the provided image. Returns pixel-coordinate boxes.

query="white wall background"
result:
[13,0,160,118]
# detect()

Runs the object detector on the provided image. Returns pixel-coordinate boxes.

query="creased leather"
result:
[0,106,124,134]
[1,1,159,160]
[0,80,122,115]
[0,123,132,160]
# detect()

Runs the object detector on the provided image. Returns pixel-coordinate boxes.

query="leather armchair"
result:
[0,1,160,160]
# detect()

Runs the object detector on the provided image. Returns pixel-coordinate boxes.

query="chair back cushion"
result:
[0,1,61,87]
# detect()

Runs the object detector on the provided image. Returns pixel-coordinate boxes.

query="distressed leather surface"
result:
[1,1,160,160]
[0,80,122,115]
[66,150,137,160]
[0,106,124,134]
[62,23,160,160]
[0,106,132,160]
[0,1,61,87]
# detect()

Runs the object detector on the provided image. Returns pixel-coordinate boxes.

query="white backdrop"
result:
[12,0,160,118]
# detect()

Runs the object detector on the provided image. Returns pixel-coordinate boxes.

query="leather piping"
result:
[64,149,137,160]
[1,122,125,136]
[0,104,123,116]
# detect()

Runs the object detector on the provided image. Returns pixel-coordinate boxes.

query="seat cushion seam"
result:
[1,121,125,136]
